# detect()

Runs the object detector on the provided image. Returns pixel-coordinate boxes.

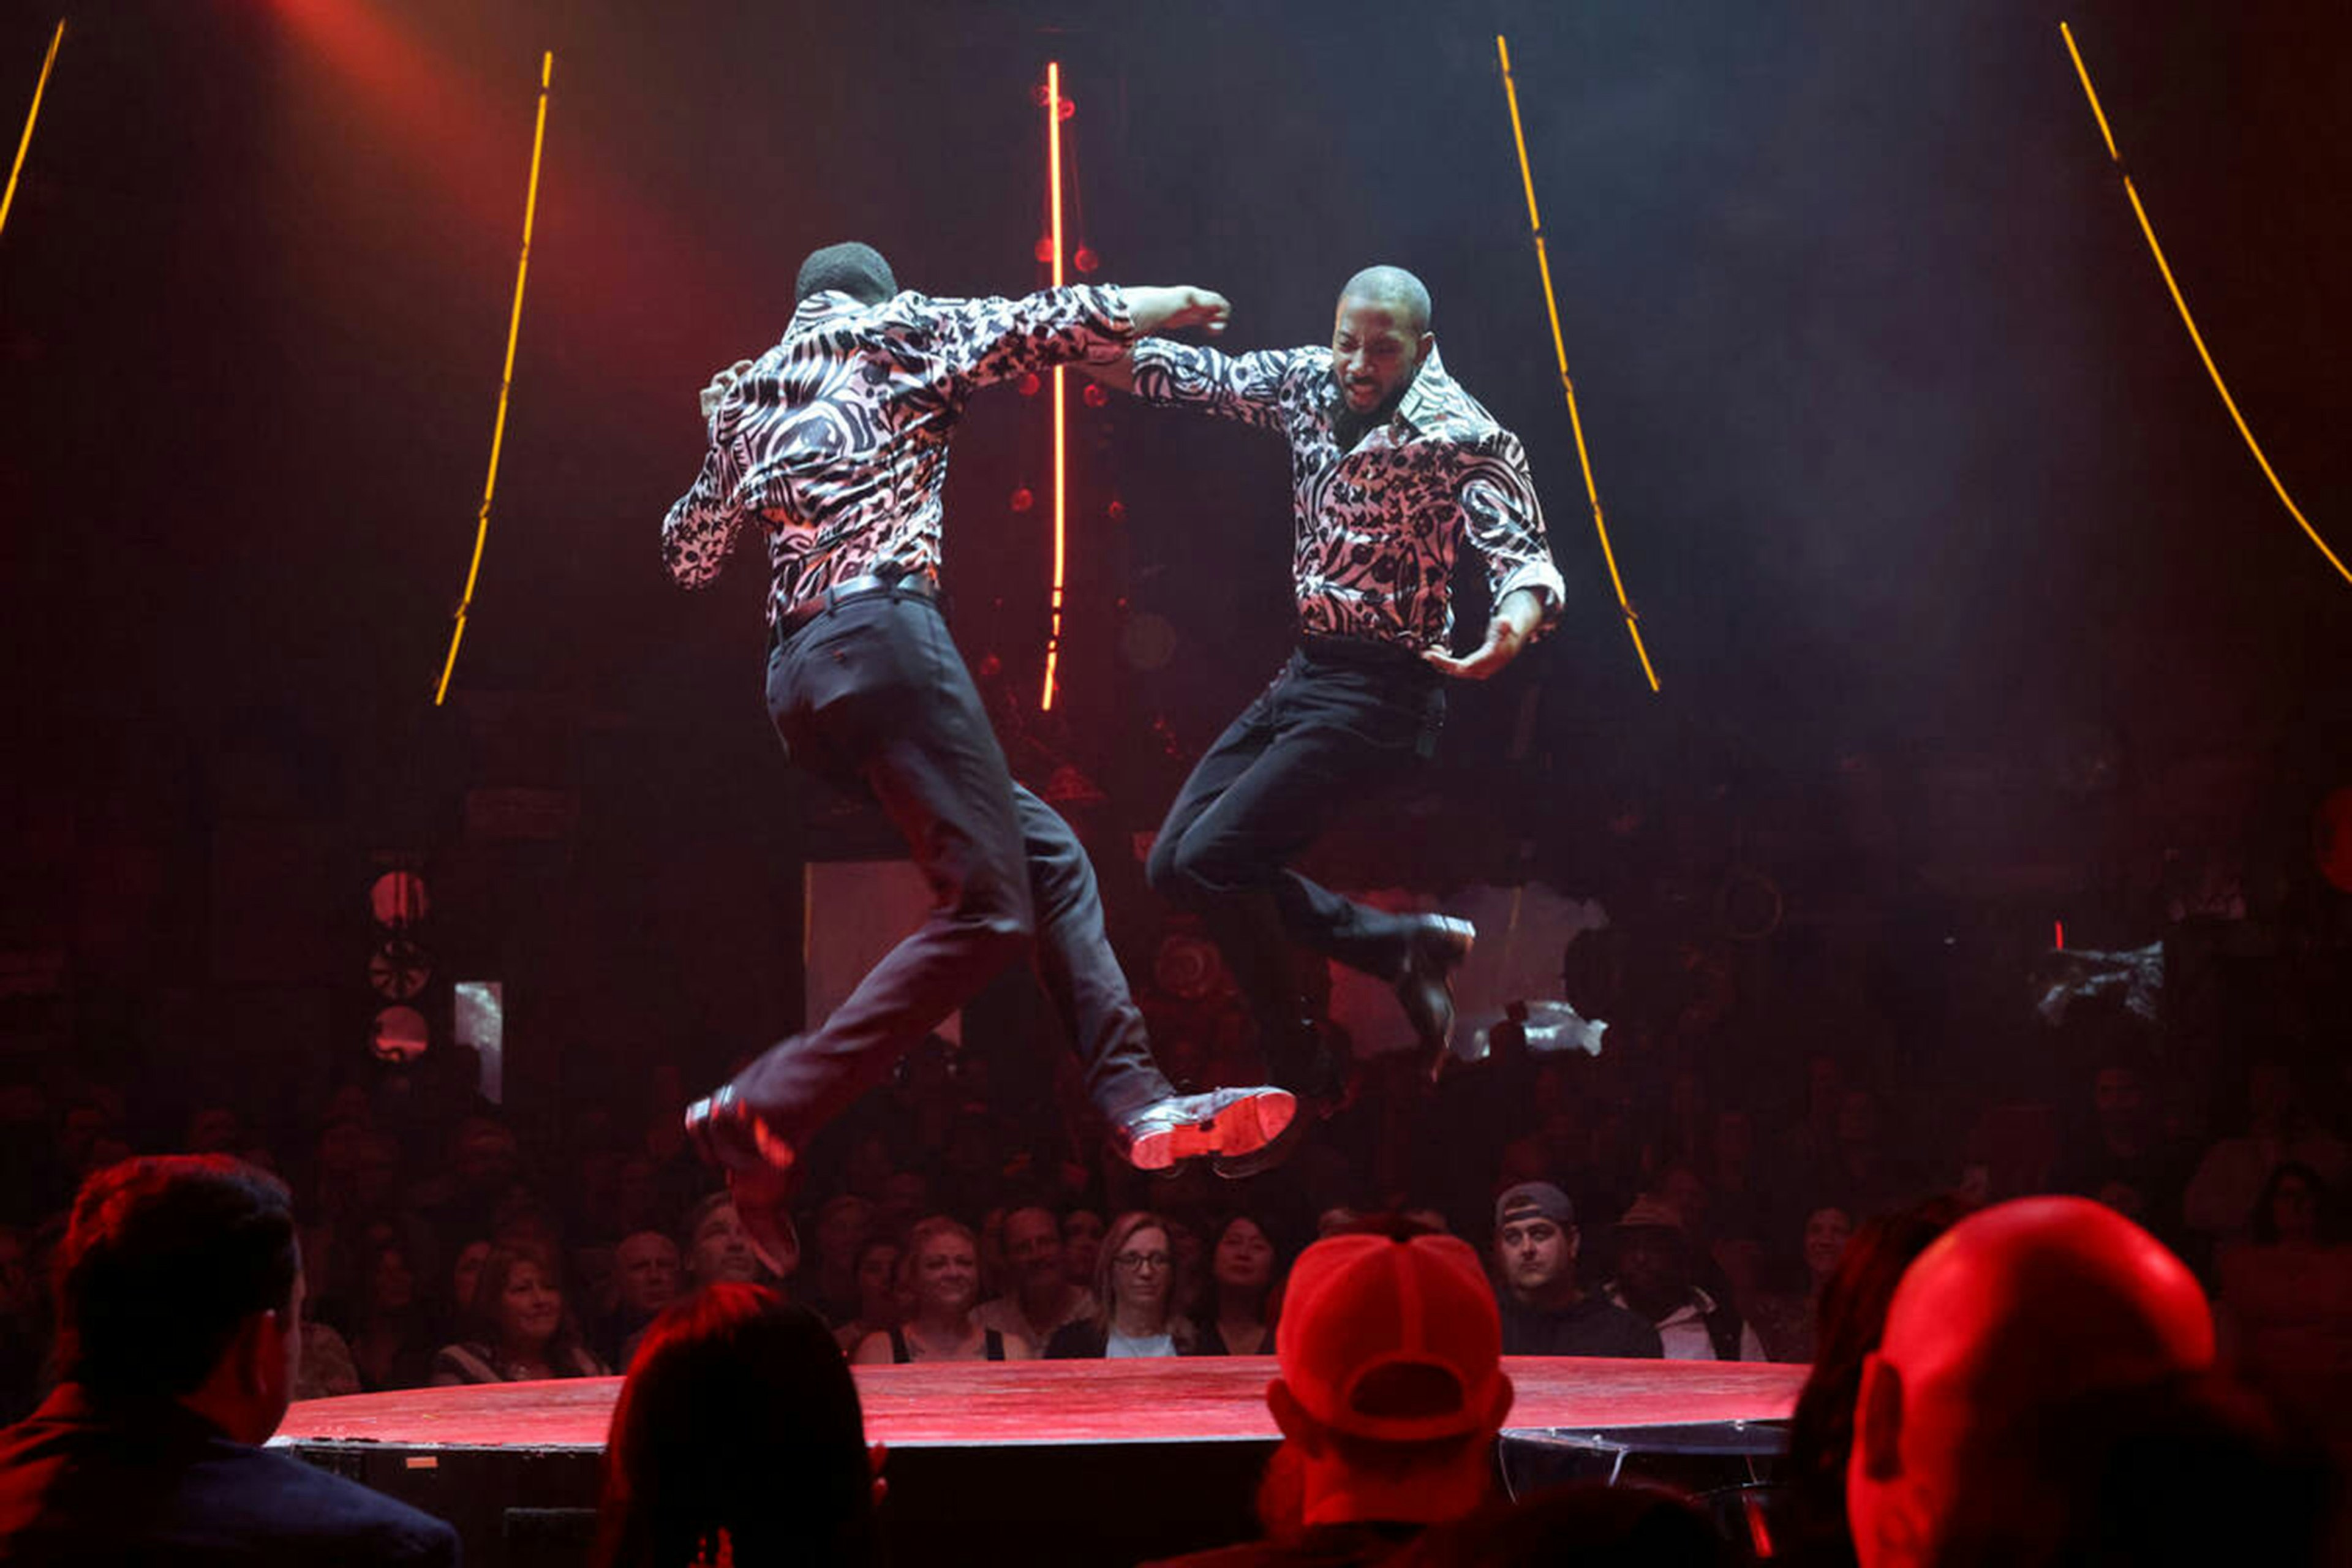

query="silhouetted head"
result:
[795,241,897,307]
[56,1156,302,1444]
[597,1284,874,1568]
[1847,1197,2213,1568]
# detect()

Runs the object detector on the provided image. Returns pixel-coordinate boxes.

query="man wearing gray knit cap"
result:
[1491,1182,1660,1358]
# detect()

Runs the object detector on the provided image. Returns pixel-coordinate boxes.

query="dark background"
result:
[2,0,2347,1131]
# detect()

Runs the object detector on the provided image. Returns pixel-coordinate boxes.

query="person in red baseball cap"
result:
[1146,1226,1515,1567]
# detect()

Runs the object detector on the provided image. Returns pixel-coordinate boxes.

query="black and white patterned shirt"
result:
[663,285,1136,624]
[1130,339,1564,652]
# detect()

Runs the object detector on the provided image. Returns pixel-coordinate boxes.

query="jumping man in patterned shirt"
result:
[662,243,1298,1262]
[1090,265,1566,1169]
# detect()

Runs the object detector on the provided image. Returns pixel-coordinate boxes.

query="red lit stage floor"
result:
[276,1359,1806,1568]
[279,1355,1806,1451]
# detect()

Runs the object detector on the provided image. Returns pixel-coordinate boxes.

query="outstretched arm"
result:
[1079,287,1229,394]
[1121,285,1232,338]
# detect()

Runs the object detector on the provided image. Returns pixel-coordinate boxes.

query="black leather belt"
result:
[774,571,940,643]
[1297,632,1430,672]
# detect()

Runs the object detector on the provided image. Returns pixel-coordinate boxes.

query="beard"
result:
[1331,373,1411,449]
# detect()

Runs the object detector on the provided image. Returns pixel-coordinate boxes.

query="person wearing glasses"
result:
[1046,1210,1198,1358]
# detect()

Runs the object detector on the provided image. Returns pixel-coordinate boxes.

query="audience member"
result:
[2184,1058,2352,1250]
[432,1245,608,1385]
[597,1229,683,1371]
[1145,1225,1515,1566]
[831,1235,903,1355]
[1931,1370,2334,1568]
[804,1196,873,1329]
[1777,1196,1966,1568]
[682,1192,767,1289]
[1748,1205,1853,1364]
[595,1283,877,1568]
[448,1238,492,1319]
[854,1217,1027,1363]
[976,1205,1096,1349]
[1605,1197,1763,1361]
[1048,1210,1195,1358]
[1063,1207,1106,1286]
[1488,1184,1659,1358]
[345,1240,438,1392]
[1197,1213,1283,1356]
[1390,1481,1728,1568]
[0,1156,458,1564]
[1844,1196,2215,1568]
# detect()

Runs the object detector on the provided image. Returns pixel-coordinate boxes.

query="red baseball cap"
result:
[1275,1232,1511,1443]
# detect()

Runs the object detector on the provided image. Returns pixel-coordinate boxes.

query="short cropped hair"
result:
[56,1156,299,1398]
[795,241,897,306]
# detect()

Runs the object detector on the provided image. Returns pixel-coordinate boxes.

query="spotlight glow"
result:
[1496,35,1660,693]
[1,18,64,241]
[2061,21,2351,589]
[435,51,554,706]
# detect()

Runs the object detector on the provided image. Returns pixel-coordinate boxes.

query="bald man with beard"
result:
[1845,1196,2217,1568]
[1091,268,1566,1167]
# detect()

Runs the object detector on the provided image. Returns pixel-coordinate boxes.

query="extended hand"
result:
[698,358,756,421]
[1167,288,1231,336]
[1422,615,1528,680]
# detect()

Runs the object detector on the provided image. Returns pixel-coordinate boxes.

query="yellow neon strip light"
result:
[437,51,554,706]
[1041,61,1068,710]
[1497,35,1659,693]
[2061,21,2350,589]
[1,18,64,240]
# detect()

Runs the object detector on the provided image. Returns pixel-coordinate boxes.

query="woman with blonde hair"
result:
[851,1216,1030,1363]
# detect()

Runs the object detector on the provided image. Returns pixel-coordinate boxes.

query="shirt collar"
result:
[786,288,884,337]
[1392,344,1459,434]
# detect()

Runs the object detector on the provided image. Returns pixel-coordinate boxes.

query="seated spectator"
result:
[598,1229,684,1371]
[1747,1205,1853,1364]
[1392,1480,1727,1568]
[596,1283,877,1568]
[831,1235,903,1355]
[1845,1196,2215,1568]
[2185,1058,2352,1251]
[807,1196,875,1327]
[1048,1210,1196,1359]
[1197,1213,1283,1356]
[1488,1184,1659,1358]
[976,1205,1096,1349]
[1777,1196,1965,1568]
[854,1217,1028,1363]
[1145,1225,1516,1566]
[1605,1196,1763,1361]
[432,1244,608,1384]
[347,1240,438,1392]
[1062,1207,1106,1286]
[295,1311,361,1402]
[0,1156,458,1564]
[2216,1160,2352,1435]
[447,1238,492,1320]
[1931,1370,2332,1568]
[682,1191,769,1289]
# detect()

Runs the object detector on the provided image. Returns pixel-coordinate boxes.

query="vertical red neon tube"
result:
[1041,61,1067,710]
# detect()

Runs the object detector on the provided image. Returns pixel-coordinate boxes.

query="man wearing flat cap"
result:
[1490,1183,1659,1359]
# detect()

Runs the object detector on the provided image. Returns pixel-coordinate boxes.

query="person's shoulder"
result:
[222,1446,461,1563]
[1044,1319,1102,1359]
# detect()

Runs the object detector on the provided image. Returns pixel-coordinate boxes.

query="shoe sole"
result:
[1126,1090,1297,1172]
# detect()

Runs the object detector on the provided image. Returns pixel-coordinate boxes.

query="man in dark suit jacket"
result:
[0,1155,459,1565]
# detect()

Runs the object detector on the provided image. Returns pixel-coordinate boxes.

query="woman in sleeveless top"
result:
[853,1216,1034,1363]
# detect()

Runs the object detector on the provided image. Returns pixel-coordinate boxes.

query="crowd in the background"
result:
[1,950,2348,1448]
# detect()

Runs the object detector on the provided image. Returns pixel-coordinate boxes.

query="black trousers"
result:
[729,589,1172,1149]
[1147,639,1446,1087]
